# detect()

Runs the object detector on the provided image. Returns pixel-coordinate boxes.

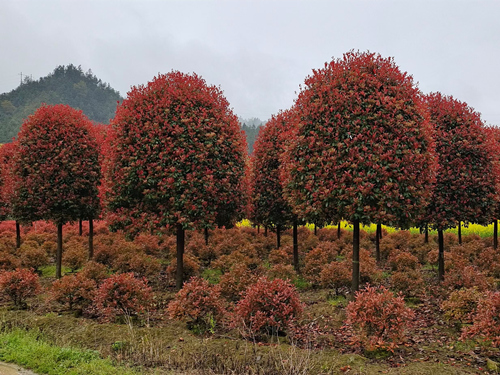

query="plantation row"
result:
[0,50,499,296]
[0,222,499,364]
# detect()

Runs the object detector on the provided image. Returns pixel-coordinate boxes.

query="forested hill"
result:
[240,117,265,154]
[0,65,123,143]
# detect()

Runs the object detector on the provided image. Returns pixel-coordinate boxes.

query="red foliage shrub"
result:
[232,277,303,336]
[18,241,50,273]
[304,246,337,285]
[0,268,41,308]
[41,241,57,258]
[346,285,415,351]
[62,240,88,271]
[79,261,109,284]
[112,251,162,279]
[0,251,21,270]
[441,287,484,325]
[319,261,351,295]
[388,251,419,272]
[461,291,500,347]
[390,270,425,298]
[166,255,200,285]
[266,264,298,283]
[91,273,153,322]
[0,232,16,253]
[410,243,434,265]
[474,247,500,278]
[219,263,260,302]
[317,228,339,242]
[268,246,293,266]
[168,277,225,332]
[50,273,96,311]
[133,234,161,257]
[443,265,493,292]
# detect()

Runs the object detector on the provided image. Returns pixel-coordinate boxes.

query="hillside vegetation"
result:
[0,65,122,143]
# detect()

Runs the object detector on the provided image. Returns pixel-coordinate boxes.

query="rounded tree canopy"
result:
[12,104,101,224]
[425,93,500,230]
[105,71,247,233]
[283,51,436,227]
[252,110,297,229]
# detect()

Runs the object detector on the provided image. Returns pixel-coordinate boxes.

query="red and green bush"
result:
[168,277,225,333]
[232,277,303,337]
[91,273,153,323]
[50,273,96,311]
[461,291,500,347]
[345,285,415,351]
[0,268,41,308]
[441,287,484,325]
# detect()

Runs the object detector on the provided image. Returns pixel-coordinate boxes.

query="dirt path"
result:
[0,362,37,375]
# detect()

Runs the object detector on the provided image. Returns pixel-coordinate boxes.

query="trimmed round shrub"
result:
[79,261,109,284]
[91,273,153,323]
[50,273,96,311]
[168,277,225,333]
[0,268,41,308]
[441,287,484,325]
[346,285,414,351]
[320,261,351,295]
[232,277,303,337]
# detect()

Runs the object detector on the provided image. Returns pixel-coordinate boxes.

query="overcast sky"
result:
[1,0,499,125]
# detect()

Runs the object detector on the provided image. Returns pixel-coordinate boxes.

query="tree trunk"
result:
[314,224,317,236]
[15,221,21,249]
[494,220,498,251]
[257,225,260,234]
[424,225,429,244]
[293,221,299,273]
[176,224,185,290]
[458,221,462,245]
[88,217,94,259]
[438,229,445,282]
[264,226,268,237]
[337,222,341,239]
[352,220,360,293]
[79,219,83,236]
[375,223,381,262]
[276,225,281,249]
[56,222,63,279]
[204,227,209,246]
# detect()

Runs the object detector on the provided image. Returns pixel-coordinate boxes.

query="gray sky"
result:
[1,0,499,125]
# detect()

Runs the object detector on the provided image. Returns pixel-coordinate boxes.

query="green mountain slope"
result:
[0,65,123,143]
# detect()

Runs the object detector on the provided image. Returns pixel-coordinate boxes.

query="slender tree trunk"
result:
[494,220,498,251]
[276,225,281,249]
[88,217,94,260]
[375,223,381,262]
[337,222,341,239]
[352,220,360,293]
[293,221,299,273]
[176,224,185,290]
[257,225,260,234]
[264,226,268,237]
[419,227,423,234]
[79,219,83,236]
[15,221,21,249]
[458,221,462,245]
[314,224,317,236]
[425,225,429,244]
[204,227,209,246]
[438,229,445,282]
[56,222,63,279]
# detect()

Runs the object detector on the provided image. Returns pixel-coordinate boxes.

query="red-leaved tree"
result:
[104,71,248,289]
[283,51,436,292]
[251,111,302,269]
[12,104,101,278]
[424,93,500,280]
[0,142,21,247]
